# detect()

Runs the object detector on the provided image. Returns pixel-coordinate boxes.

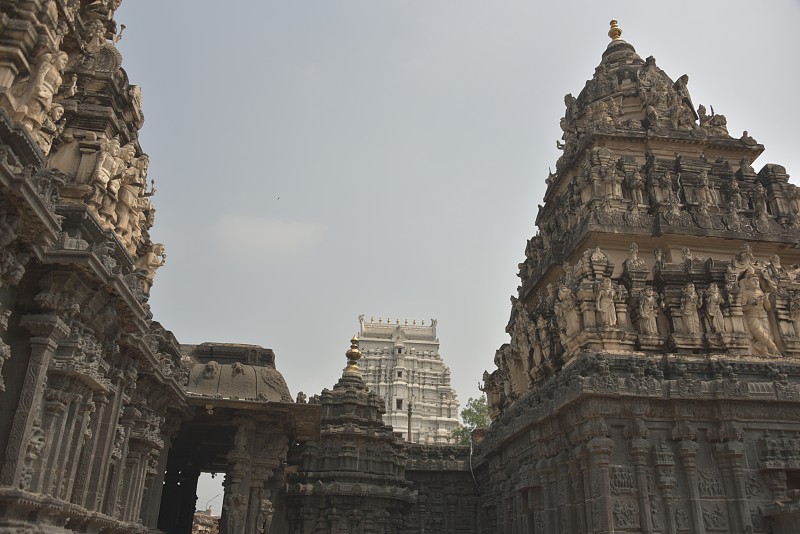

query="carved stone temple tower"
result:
[357,315,460,443]
[0,2,319,534]
[285,337,416,533]
[477,21,800,534]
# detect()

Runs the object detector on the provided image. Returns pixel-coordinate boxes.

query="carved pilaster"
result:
[0,312,68,488]
[588,436,614,534]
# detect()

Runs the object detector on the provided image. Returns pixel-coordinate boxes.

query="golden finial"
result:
[608,20,622,41]
[345,335,362,374]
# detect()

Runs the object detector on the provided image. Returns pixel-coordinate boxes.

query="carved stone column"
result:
[630,437,653,534]
[0,313,68,488]
[716,441,752,533]
[70,392,108,506]
[677,439,704,533]
[588,436,614,534]
[654,439,677,534]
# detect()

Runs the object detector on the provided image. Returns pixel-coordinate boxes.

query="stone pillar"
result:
[654,439,678,534]
[0,313,68,488]
[59,392,95,501]
[141,432,173,528]
[35,384,70,494]
[677,439,705,533]
[716,441,752,533]
[568,453,587,532]
[104,405,136,517]
[70,393,109,506]
[588,437,614,534]
[630,437,653,534]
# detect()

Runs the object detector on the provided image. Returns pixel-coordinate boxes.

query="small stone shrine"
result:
[479,20,800,534]
[285,337,416,532]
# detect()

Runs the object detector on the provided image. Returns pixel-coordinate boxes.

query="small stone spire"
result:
[344,335,362,376]
[608,19,622,41]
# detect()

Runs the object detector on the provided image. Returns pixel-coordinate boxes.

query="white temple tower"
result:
[357,316,461,443]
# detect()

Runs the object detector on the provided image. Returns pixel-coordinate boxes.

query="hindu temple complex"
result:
[0,2,798,533]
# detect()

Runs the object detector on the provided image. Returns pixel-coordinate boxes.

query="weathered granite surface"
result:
[478,20,800,534]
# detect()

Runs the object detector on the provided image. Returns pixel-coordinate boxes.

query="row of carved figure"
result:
[522,152,797,289]
[5,0,127,156]
[86,135,159,255]
[497,244,800,400]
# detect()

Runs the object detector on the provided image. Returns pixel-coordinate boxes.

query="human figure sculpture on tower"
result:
[740,272,779,355]
[703,283,726,334]
[680,283,701,335]
[638,286,661,336]
[596,277,617,327]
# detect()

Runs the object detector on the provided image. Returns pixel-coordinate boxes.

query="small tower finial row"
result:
[608,19,622,41]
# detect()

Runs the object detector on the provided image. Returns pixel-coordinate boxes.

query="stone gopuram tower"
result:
[479,21,800,534]
[357,315,460,443]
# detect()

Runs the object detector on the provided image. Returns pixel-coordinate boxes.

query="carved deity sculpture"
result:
[638,286,660,335]
[740,273,779,355]
[626,169,645,206]
[533,316,550,365]
[753,182,768,213]
[554,285,581,342]
[12,50,75,149]
[134,243,166,294]
[680,283,701,335]
[89,137,122,208]
[115,154,148,239]
[695,171,715,208]
[703,283,726,334]
[596,277,617,327]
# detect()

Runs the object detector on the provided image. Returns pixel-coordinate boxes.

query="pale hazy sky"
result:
[113,1,800,510]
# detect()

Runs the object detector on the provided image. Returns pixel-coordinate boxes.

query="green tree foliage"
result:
[452,396,488,445]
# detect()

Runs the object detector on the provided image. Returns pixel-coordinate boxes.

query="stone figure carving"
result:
[202,361,219,380]
[638,287,661,335]
[223,488,247,534]
[20,422,46,490]
[115,154,148,239]
[703,283,726,334]
[11,50,76,150]
[695,170,715,208]
[753,182,769,215]
[626,169,645,206]
[702,504,728,530]
[257,490,274,534]
[740,273,779,355]
[596,277,617,327]
[296,391,307,403]
[533,316,550,365]
[134,243,166,294]
[89,137,121,208]
[554,285,581,342]
[680,283,701,335]
[624,242,646,270]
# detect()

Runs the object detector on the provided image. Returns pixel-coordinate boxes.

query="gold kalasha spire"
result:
[345,335,362,374]
[608,19,622,41]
